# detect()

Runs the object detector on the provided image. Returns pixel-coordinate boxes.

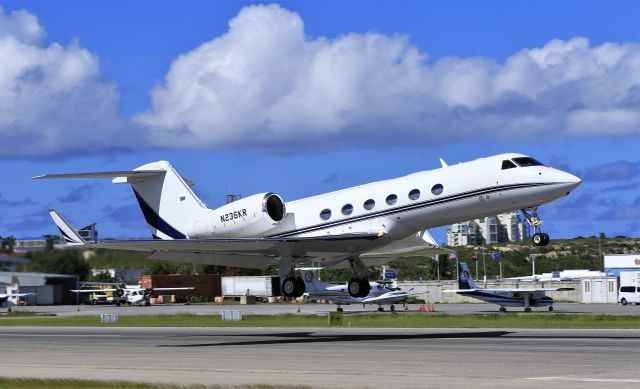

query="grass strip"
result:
[0,377,308,389]
[0,312,639,329]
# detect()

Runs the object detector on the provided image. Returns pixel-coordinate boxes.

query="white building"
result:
[447,211,530,246]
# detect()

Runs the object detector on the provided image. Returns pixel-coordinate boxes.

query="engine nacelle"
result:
[187,192,286,238]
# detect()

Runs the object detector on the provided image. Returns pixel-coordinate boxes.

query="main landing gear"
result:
[521,207,549,246]
[278,257,306,298]
[347,256,371,298]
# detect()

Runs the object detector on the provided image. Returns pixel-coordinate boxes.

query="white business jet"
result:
[71,284,194,306]
[445,263,574,312]
[34,153,580,299]
[299,268,411,312]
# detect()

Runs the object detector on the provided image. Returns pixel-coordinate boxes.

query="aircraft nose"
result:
[557,170,582,191]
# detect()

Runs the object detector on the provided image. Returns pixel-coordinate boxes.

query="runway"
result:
[12,302,640,316]
[2,327,639,388]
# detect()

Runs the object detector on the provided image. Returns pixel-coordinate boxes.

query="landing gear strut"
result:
[521,207,549,246]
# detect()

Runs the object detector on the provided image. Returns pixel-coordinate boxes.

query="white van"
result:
[618,286,640,305]
[618,271,640,305]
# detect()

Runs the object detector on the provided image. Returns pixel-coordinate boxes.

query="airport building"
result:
[446,211,530,246]
[603,254,640,277]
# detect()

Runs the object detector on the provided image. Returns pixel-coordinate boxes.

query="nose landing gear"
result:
[521,207,549,246]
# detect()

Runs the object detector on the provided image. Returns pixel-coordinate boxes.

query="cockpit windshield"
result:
[512,157,545,167]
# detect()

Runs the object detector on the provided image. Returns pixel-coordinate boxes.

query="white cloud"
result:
[136,4,640,151]
[0,7,128,158]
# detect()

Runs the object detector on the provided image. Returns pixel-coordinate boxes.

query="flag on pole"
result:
[448,252,458,260]
[491,251,503,261]
[470,254,478,262]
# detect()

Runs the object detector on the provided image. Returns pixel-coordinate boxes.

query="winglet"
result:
[49,209,85,245]
[439,158,448,168]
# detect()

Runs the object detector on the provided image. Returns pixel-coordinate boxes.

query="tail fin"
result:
[458,262,476,290]
[36,161,209,240]
[297,268,326,293]
[121,161,208,240]
[49,209,85,245]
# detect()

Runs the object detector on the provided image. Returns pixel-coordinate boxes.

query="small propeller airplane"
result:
[71,284,194,306]
[444,263,574,312]
[299,268,414,312]
[1,292,35,313]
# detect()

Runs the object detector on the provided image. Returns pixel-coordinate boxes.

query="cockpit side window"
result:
[502,160,517,170]
[512,157,545,167]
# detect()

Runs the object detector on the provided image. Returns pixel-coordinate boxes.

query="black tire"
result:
[548,306,554,312]
[524,307,532,313]
[377,307,384,312]
[357,279,371,297]
[390,305,395,312]
[348,278,361,297]
[282,277,297,298]
[541,233,550,246]
[7,307,11,313]
[499,307,507,313]
[620,298,628,306]
[532,233,543,246]
[337,307,343,313]
[294,277,306,297]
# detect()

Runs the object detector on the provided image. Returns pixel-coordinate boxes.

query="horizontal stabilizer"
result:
[32,170,165,180]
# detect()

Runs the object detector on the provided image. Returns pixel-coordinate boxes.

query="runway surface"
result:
[11,302,640,316]
[2,326,639,388]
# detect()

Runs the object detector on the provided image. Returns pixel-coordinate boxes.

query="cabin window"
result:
[502,160,517,170]
[341,204,353,215]
[319,208,332,220]
[431,184,444,195]
[386,194,398,205]
[408,189,420,200]
[512,157,545,167]
[363,199,375,210]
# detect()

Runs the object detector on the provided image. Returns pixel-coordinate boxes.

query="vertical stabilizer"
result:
[297,268,326,293]
[458,263,477,290]
[123,161,209,239]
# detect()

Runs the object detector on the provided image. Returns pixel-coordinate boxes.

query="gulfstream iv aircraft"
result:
[35,153,581,298]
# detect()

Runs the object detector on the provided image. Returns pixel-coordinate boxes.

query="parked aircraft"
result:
[71,284,194,306]
[0,292,34,312]
[445,263,574,312]
[299,268,412,312]
[35,153,581,298]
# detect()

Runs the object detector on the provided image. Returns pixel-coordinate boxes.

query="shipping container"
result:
[222,276,280,297]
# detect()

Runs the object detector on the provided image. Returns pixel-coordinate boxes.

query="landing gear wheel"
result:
[524,307,532,313]
[295,277,306,297]
[390,305,395,312]
[337,307,343,313]
[548,306,554,312]
[532,233,545,246]
[7,307,11,313]
[282,277,297,298]
[348,278,361,297]
[621,298,628,306]
[377,306,384,312]
[357,279,370,297]
[499,307,507,313]
[541,233,549,245]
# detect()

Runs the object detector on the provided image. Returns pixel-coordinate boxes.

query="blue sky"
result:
[0,0,638,243]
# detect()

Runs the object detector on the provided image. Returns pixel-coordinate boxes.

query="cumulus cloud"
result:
[136,4,640,151]
[0,7,129,158]
[583,160,640,181]
[57,183,101,203]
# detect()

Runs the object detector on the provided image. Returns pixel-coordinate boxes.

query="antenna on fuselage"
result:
[439,158,448,168]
